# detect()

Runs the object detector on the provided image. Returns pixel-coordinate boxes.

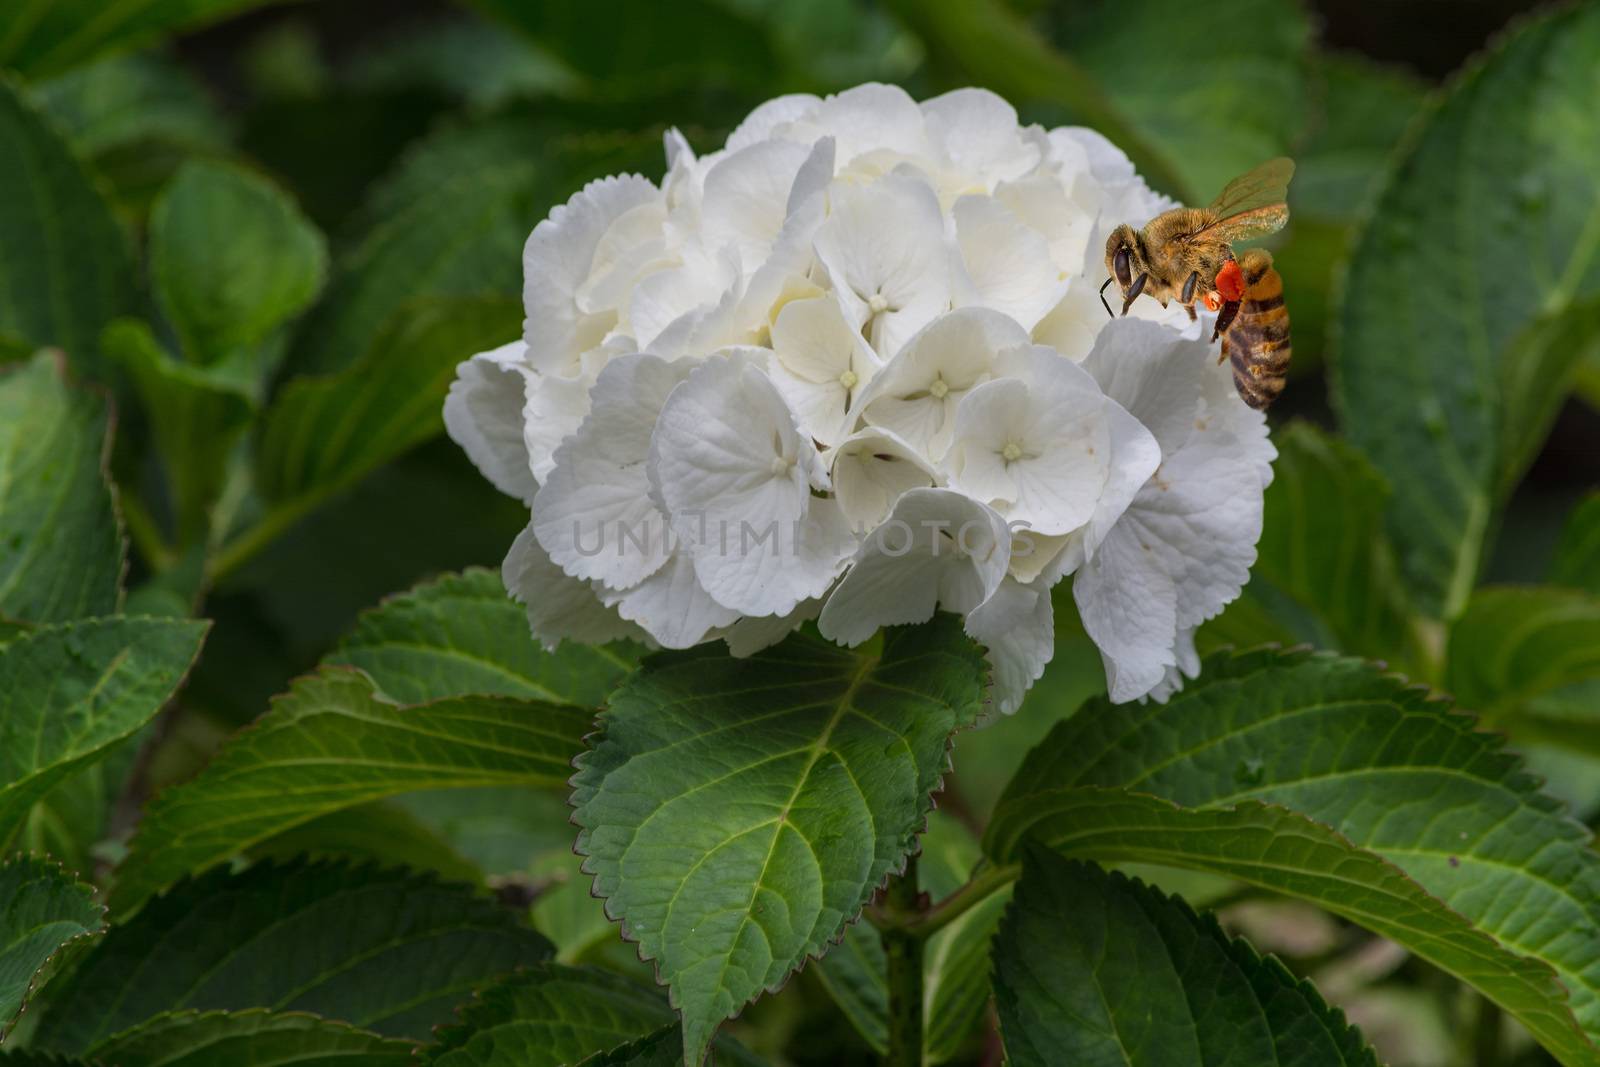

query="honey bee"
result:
[1100,158,1295,409]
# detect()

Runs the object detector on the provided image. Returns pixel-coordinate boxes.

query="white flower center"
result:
[770,454,796,476]
[928,377,949,400]
[838,369,859,390]
[867,293,889,314]
[1001,441,1023,462]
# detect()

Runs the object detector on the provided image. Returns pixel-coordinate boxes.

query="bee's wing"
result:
[1185,203,1291,245]
[1183,157,1295,244]
[1206,157,1295,218]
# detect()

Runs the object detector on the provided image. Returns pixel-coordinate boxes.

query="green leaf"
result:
[1200,422,1409,660]
[0,79,135,372]
[1270,56,1425,380]
[249,802,483,886]
[1551,492,1600,594]
[37,860,551,1053]
[18,736,139,875]
[394,787,573,879]
[1332,3,1600,617]
[1447,586,1600,714]
[0,616,208,846]
[103,318,254,543]
[528,848,618,964]
[287,117,657,376]
[0,0,281,80]
[988,648,1600,1064]
[324,568,641,707]
[151,159,326,365]
[29,51,228,158]
[1292,55,1428,226]
[1038,0,1309,200]
[993,848,1378,1066]
[346,18,579,108]
[0,855,103,1037]
[257,295,521,507]
[421,965,674,1067]
[0,353,125,623]
[986,789,1592,1065]
[28,52,231,220]
[812,812,1010,1062]
[110,667,592,912]
[422,964,763,1067]
[84,1009,414,1067]
[571,618,988,1066]
[877,0,1191,200]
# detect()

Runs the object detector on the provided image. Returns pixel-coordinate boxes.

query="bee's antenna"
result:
[1099,277,1115,318]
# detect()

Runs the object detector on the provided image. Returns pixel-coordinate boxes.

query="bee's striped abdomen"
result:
[1221,248,1290,410]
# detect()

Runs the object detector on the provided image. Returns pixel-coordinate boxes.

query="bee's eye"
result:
[1113,246,1132,288]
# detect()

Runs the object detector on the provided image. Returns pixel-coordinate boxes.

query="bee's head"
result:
[1102,224,1145,317]
[1104,225,1139,289]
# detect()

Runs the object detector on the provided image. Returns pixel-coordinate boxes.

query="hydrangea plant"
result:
[446,85,1274,710]
[2,3,1600,1067]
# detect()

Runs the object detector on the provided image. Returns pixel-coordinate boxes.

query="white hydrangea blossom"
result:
[446,83,1276,710]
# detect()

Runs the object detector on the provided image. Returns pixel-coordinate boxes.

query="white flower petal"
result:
[599,550,739,650]
[1072,514,1180,703]
[651,351,851,616]
[1037,398,1163,582]
[945,344,1151,538]
[1031,277,1110,363]
[769,295,881,445]
[1008,529,1071,584]
[786,136,836,215]
[963,575,1054,716]
[522,369,594,485]
[814,83,929,162]
[995,173,1095,279]
[829,426,939,533]
[727,94,822,151]
[628,245,742,354]
[701,138,816,273]
[721,597,824,657]
[533,354,693,589]
[814,172,953,358]
[443,340,537,504]
[575,199,671,316]
[1147,627,1201,703]
[856,307,1027,459]
[1072,317,1276,701]
[503,524,648,651]
[523,174,659,374]
[921,88,1039,188]
[952,194,1067,332]
[819,488,1011,647]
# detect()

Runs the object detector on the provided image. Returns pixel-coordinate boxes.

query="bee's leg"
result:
[1099,277,1115,318]
[1180,270,1199,305]
[1120,273,1147,316]
[1185,304,1197,323]
[1211,299,1242,342]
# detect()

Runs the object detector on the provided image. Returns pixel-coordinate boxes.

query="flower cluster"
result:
[445,84,1275,708]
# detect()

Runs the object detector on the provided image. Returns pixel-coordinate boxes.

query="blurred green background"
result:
[2,1,1596,1064]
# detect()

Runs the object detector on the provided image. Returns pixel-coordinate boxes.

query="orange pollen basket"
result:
[1215,259,1246,302]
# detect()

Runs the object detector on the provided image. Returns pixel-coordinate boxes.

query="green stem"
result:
[1407,614,1448,687]
[882,855,925,1067]
[902,861,1019,941]
[119,490,175,572]
[882,0,1193,202]
[1471,995,1504,1065]
[205,489,329,584]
